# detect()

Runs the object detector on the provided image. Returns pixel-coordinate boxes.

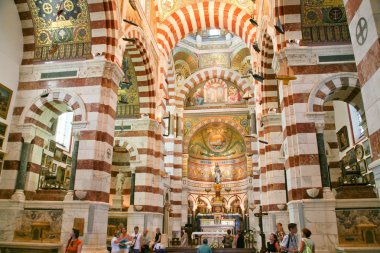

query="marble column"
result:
[11,131,35,201]
[315,122,330,189]
[65,128,82,201]
[128,165,136,212]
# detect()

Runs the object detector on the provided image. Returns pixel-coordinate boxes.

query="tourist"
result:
[111,232,121,253]
[267,233,280,253]
[119,227,130,253]
[299,228,315,253]
[64,228,82,253]
[153,227,161,249]
[278,232,286,253]
[131,226,142,253]
[180,228,188,247]
[197,239,212,253]
[141,229,151,253]
[276,223,285,237]
[235,229,245,248]
[280,223,299,253]
[222,229,233,248]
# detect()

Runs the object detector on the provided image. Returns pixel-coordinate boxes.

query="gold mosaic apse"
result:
[187,122,247,182]
[27,0,92,61]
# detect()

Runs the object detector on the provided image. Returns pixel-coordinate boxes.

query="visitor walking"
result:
[276,223,285,237]
[180,229,188,247]
[267,233,280,253]
[64,228,82,253]
[119,227,130,253]
[197,239,212,253]
[222,229,233,248]
[141,229,151,253]
[131,226,142,253]
[280,223,299,253]
[235,229,245,248]
[111,232,121,253]
[299,228,315,253]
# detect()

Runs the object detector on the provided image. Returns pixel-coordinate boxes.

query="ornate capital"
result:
[72,121,87,141]
[315,122,325,133]
[18,124,36,143]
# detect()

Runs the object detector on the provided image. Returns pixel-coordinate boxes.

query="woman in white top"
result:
[299,228,315,253]
[111,232,121,253]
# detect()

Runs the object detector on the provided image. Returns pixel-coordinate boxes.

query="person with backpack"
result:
[280,223,299,253]
[299,228,315,253]
[222,229,233,248]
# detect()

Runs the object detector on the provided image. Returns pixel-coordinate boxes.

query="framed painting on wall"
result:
[358,160,367,174]
[337,126,349,151]
[363,139,371,156]
[0,83,13,120]
[49,140,56,152]
[54,149,63,161]
[347,148,357,165]
[0,122,7,136]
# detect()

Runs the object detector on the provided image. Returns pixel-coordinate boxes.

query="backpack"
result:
[302,238,312,253]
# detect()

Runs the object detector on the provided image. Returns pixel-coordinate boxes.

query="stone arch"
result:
[19,89,87,128]
[113,139,139,161]
[184,119,249,154]
[118,26,156,118]
[176,67,253,108]
[196,195,212,209]
[307,73,363,116]
[226,195,241,209]
[157,2,256,57]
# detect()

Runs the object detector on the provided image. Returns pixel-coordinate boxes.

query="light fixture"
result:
[252,41,261,53]
[129,0,137,10]
[123,19,138,27]
[57,1,64,16]
[249,70,264,82]
[274,18,285,34]
[249,18,258,27]
[205,188,212,193]
[123,38,136,43]
[245,134,258,138]
[241,74,250,79]
[40,89,51,98]
[243,90,253,101]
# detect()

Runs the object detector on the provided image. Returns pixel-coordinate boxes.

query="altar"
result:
[197,214,241,233]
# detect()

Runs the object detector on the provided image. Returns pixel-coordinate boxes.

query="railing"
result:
[116,104,140,118]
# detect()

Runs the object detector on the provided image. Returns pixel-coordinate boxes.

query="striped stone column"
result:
[343,1,380,193]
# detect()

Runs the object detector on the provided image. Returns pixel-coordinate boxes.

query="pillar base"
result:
[112,195,124,210]
[64,190,74,201]
[323,187,335,199]
[11,190,25,201]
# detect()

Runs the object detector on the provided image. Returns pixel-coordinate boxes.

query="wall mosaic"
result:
[301,0,350,44]
[27,0,92,61]
[157,0,254,21]
[199,53,230,69]
[188,156,247,182]
[336,208,380,246]
[183,115,249,138]
[13,209,63,243]
[188,122,246,159]
[117,53,140,118]
[185,79,245,108]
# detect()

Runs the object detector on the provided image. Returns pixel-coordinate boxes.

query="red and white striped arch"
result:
[308,73,363,114]
[119,27,156,118]
[176,67,253,108]
[157,2,257,57]
[19,89,87,127]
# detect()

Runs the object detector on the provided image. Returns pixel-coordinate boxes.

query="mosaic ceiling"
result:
[27,0,92,61]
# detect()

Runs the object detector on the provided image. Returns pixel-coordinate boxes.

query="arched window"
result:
[55,112,73,149]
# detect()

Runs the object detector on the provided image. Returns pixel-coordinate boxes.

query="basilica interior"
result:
[0,0,379,252]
